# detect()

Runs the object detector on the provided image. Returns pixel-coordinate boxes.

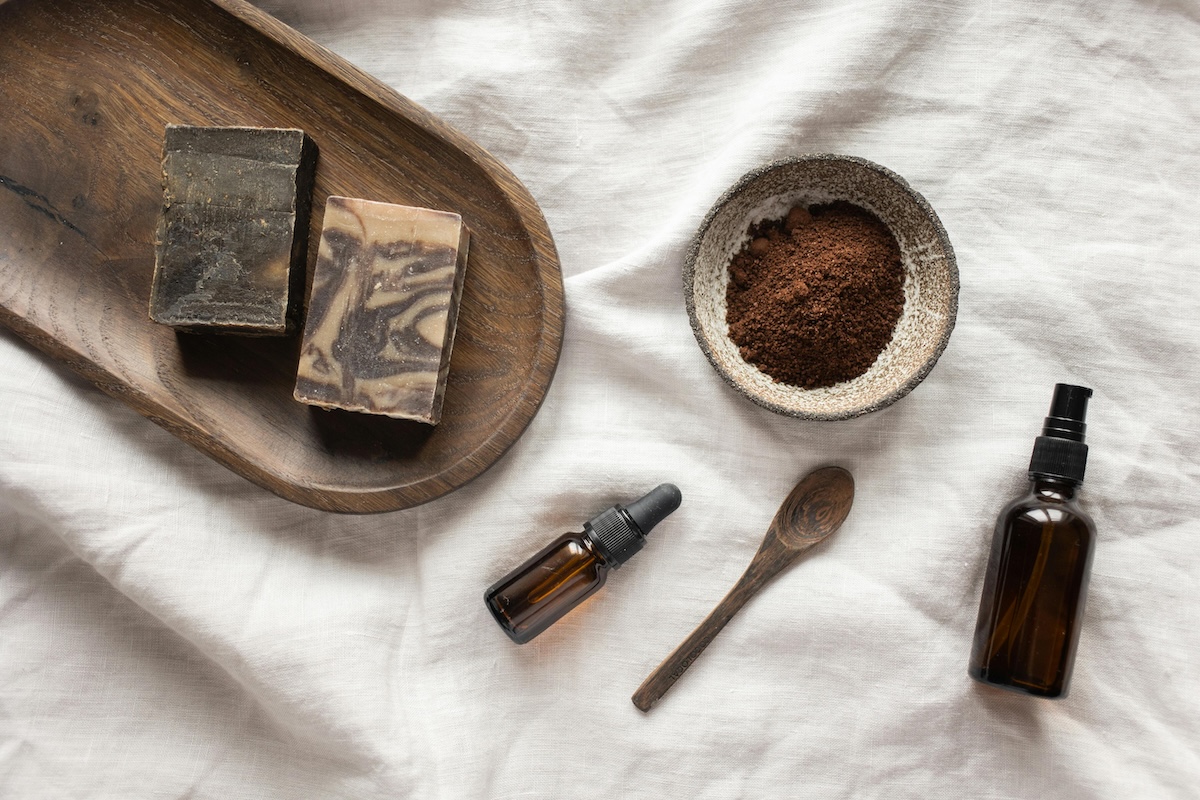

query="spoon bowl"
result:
[770,466,855,549]
[632,465,854,712]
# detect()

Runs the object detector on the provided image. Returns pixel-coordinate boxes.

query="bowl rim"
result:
[682,153,959,421]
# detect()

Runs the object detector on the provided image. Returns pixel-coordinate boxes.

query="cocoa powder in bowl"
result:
[725,201,904,389]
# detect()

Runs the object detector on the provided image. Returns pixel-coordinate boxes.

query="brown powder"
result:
[725,201,904,389]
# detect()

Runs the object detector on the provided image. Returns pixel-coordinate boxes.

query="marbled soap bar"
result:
[294,197,471,424]
[149,125,317,334]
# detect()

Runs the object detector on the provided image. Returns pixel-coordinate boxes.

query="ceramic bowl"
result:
[683,154,958,420]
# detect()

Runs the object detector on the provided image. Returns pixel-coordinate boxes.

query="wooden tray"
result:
[0,0,565,513]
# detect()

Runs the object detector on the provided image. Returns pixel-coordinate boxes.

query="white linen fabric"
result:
[3,0,1199,797]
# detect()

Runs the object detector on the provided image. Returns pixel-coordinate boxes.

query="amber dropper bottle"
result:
[485,484,682,644]
[969,384,1096,698]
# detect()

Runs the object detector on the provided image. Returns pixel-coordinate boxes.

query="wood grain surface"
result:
[0,0,565,512]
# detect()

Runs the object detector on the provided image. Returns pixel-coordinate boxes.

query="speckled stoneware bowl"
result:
[684,154,958,420]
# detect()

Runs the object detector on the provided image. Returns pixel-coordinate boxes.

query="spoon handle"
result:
[631,549,791,712]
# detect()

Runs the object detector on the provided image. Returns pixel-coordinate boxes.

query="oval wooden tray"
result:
[0,0,565,513]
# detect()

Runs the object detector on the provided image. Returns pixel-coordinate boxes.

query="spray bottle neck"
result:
[1030,475,1079,501]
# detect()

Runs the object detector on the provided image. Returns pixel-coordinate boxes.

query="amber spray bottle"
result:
[969,384,1096,698]
[485,484,682,644]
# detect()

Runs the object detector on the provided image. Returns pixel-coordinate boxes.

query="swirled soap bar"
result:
[294,197,470,424]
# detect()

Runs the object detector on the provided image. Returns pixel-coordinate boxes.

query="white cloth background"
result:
[3,0,1199,797]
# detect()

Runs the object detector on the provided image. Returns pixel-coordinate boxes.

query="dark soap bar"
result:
[149,125,317,334]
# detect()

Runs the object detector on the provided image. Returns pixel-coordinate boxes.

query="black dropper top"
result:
[1029,384,1093,484]
[584,484,682,568]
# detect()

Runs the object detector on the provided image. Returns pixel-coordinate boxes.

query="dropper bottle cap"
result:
[584,484,682,568]
[1028,384,1093,484]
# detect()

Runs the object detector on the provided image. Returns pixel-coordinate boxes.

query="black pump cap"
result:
[1043,383,1091,441]
[1029,384,1093,484]
[584,484,682,568]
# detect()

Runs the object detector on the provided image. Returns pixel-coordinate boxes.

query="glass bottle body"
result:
[485,532,610,644]
[969,478,1096,698]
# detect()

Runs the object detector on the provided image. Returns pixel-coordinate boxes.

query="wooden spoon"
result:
[632,466,855,712]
